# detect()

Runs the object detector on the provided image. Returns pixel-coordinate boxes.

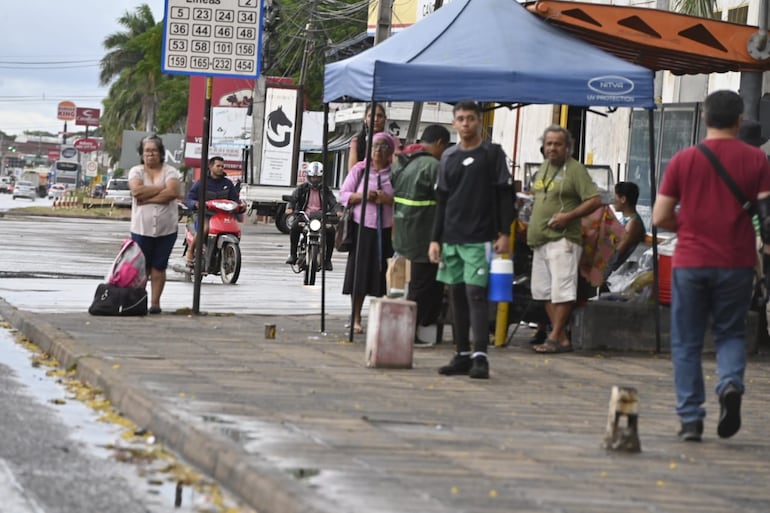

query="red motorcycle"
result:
[178,199,244,284]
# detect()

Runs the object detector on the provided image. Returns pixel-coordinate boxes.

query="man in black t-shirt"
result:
[428,101,514,379]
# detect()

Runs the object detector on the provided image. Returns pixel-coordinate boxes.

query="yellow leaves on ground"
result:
[10,319,255,512]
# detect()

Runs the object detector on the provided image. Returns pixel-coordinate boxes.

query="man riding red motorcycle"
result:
[185,156,242,268]
[284,162,338,271]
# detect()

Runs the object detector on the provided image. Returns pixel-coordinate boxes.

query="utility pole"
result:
[250,76,267,185]
[404,0,444,144]
[250,0,280,185]
[374,0,394,45]
[293,0,318,186]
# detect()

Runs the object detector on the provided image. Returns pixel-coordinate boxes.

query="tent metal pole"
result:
[648,108,661,354]
[321,103,329,334]
[348,95,377,342]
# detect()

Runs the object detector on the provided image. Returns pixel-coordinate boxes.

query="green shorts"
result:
[436,242,491,287]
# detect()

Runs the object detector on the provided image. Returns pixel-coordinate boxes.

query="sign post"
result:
[57,101,76,144]
[162,0,262,314]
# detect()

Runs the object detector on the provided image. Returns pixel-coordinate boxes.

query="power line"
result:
[0,96,104,103]
[0,59,101,65]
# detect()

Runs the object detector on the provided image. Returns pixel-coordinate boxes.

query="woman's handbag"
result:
[335,170,364,253]
[335,207,355,252]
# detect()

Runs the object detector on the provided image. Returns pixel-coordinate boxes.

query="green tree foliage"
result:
[672,0,718,18]
[97,1,366,161]
[266,0,368,109]
[99,5,188,162]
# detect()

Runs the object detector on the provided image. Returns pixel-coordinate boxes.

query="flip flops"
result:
[532,339,573,354]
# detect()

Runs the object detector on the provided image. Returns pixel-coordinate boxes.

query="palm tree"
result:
[673,0,718,18]
[100,5,161,132]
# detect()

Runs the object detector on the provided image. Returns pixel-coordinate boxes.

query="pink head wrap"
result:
[372,132,397,153]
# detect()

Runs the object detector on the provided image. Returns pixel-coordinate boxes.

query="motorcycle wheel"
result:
[305,244,318,286]
[220,242,241,284]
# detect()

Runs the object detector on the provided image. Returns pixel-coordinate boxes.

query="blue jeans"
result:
[670,267,753,423]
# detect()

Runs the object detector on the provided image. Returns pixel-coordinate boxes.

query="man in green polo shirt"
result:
[527,125,601,354]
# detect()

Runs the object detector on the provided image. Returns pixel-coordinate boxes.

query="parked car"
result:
[12,180,36,201]
[48,183,67,200]
[105,178,132,207]
[0,176,14,194]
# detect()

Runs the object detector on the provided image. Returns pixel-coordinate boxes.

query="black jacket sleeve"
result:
[288,185,303,211]
[431,189,447,242]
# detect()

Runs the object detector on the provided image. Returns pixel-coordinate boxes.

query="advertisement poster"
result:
[184,76,256,174]
[259,86,298,186]
[367,0,454,34]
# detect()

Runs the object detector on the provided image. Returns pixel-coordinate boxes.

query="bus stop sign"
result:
[162,0,262,78]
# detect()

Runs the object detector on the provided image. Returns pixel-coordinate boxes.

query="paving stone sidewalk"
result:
[2,299,770,513]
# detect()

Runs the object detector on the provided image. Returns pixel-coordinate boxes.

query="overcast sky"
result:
[0,1,165,138]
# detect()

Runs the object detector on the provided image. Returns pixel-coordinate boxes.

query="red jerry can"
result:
[365,298,417,369]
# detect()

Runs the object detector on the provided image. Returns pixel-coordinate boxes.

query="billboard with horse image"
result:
[259,86,298,186]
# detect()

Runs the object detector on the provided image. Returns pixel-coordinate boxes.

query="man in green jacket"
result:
[391,125,451,346]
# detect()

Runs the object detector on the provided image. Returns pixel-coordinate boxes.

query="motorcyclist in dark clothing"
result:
[285,162,339,271]
[185,156,242,267]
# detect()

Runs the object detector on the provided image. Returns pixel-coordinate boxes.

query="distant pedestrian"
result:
[527,125,601,354]
[128,135,181,314]
[391,124,451,346]
[429,101,514,379]
[653,90,770,442]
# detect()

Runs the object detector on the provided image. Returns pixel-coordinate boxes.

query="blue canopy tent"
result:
[323,0,654,107]
[320,0,661,345]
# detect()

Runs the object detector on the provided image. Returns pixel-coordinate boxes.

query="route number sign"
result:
[162,0,263,78]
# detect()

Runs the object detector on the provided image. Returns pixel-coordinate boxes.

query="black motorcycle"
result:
[290,210,338,286]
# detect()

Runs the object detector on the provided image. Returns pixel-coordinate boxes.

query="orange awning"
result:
[526,0,770,74]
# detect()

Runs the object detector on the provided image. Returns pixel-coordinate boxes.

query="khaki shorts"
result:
[436,242,492,288]
[531,238,582,303]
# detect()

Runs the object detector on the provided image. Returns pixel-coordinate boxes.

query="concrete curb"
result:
[0,299,333,513]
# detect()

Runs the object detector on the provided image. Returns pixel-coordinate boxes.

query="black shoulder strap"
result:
[697,143,755,217]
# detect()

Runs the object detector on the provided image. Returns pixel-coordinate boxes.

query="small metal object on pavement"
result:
[602,385,641,453]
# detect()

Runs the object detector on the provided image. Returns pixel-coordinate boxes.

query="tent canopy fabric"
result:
[323,0,654,108]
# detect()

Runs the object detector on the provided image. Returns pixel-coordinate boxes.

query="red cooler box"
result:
[657,237,676,305]
[658,254,672,305]
[365,298,417,369]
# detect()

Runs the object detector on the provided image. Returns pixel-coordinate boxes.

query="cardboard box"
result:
[386,255,410,297]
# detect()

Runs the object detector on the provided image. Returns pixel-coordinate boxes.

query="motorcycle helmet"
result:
[307,162,324,190]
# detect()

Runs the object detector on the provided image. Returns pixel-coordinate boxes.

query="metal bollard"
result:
[264,323,276,339]
[602,385,641,453]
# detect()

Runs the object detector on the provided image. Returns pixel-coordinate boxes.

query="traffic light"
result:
[7,146,16,152]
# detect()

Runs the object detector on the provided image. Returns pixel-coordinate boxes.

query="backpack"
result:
[107,239,147,289]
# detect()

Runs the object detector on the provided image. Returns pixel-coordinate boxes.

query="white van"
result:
[105,178,132,207]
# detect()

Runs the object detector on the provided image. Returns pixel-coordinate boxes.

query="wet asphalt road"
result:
[0,203,354,316]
